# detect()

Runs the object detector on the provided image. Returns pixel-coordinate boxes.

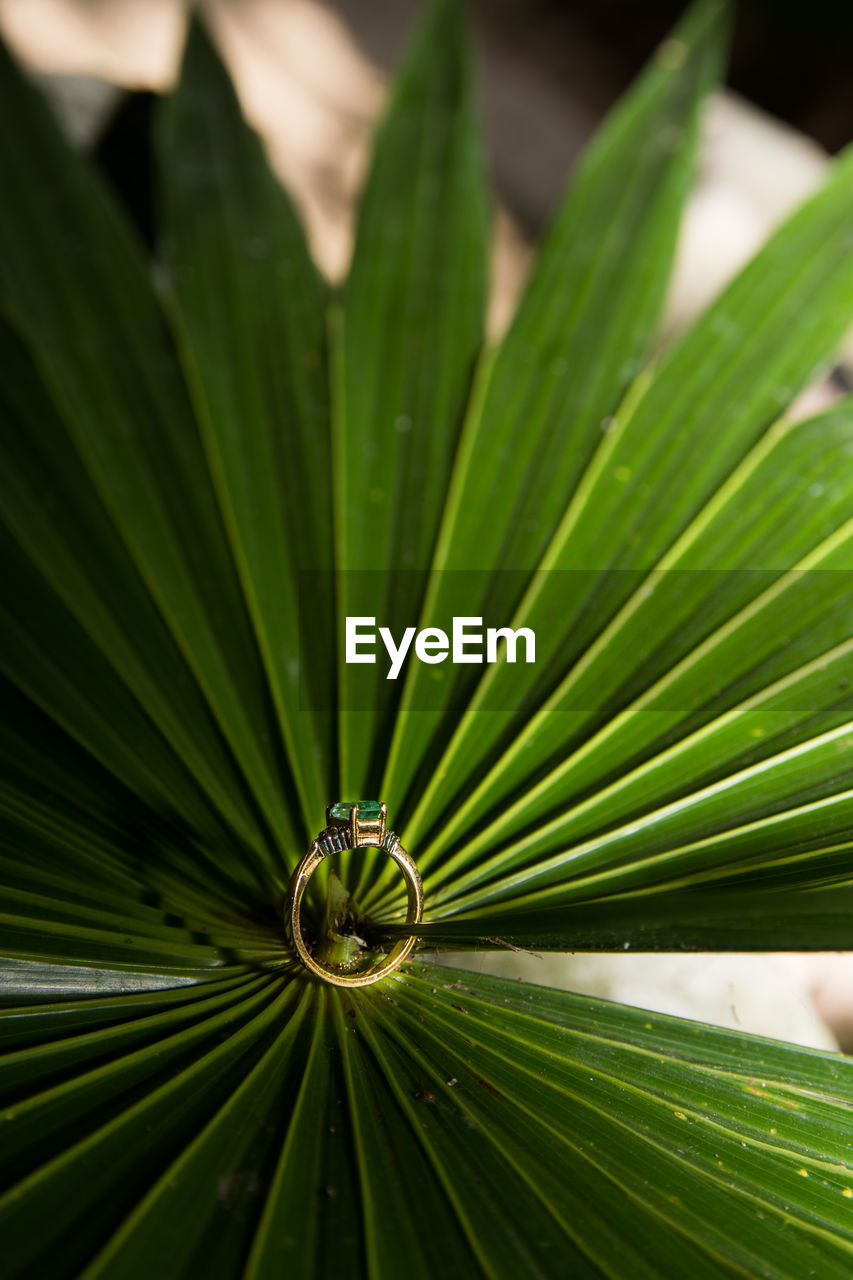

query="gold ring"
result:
[285,802,423,987]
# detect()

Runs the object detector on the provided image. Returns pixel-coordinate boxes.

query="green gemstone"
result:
[329,800,382,822]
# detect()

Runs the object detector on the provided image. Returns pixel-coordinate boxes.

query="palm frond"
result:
[2,1,853,1274]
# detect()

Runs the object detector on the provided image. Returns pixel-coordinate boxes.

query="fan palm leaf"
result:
[2,1,853,1275]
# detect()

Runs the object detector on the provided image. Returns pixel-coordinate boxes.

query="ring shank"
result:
[286,834,423,988]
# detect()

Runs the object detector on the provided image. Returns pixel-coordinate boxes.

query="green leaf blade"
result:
[0,34,298,868]
[156,18,335,836]
[382,0,726,819]
[335,0,489,795]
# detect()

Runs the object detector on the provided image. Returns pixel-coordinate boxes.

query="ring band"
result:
[285,802,423,988]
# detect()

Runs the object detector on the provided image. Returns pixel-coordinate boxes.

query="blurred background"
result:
[2,0,852,1049]
[3,0,852,351]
